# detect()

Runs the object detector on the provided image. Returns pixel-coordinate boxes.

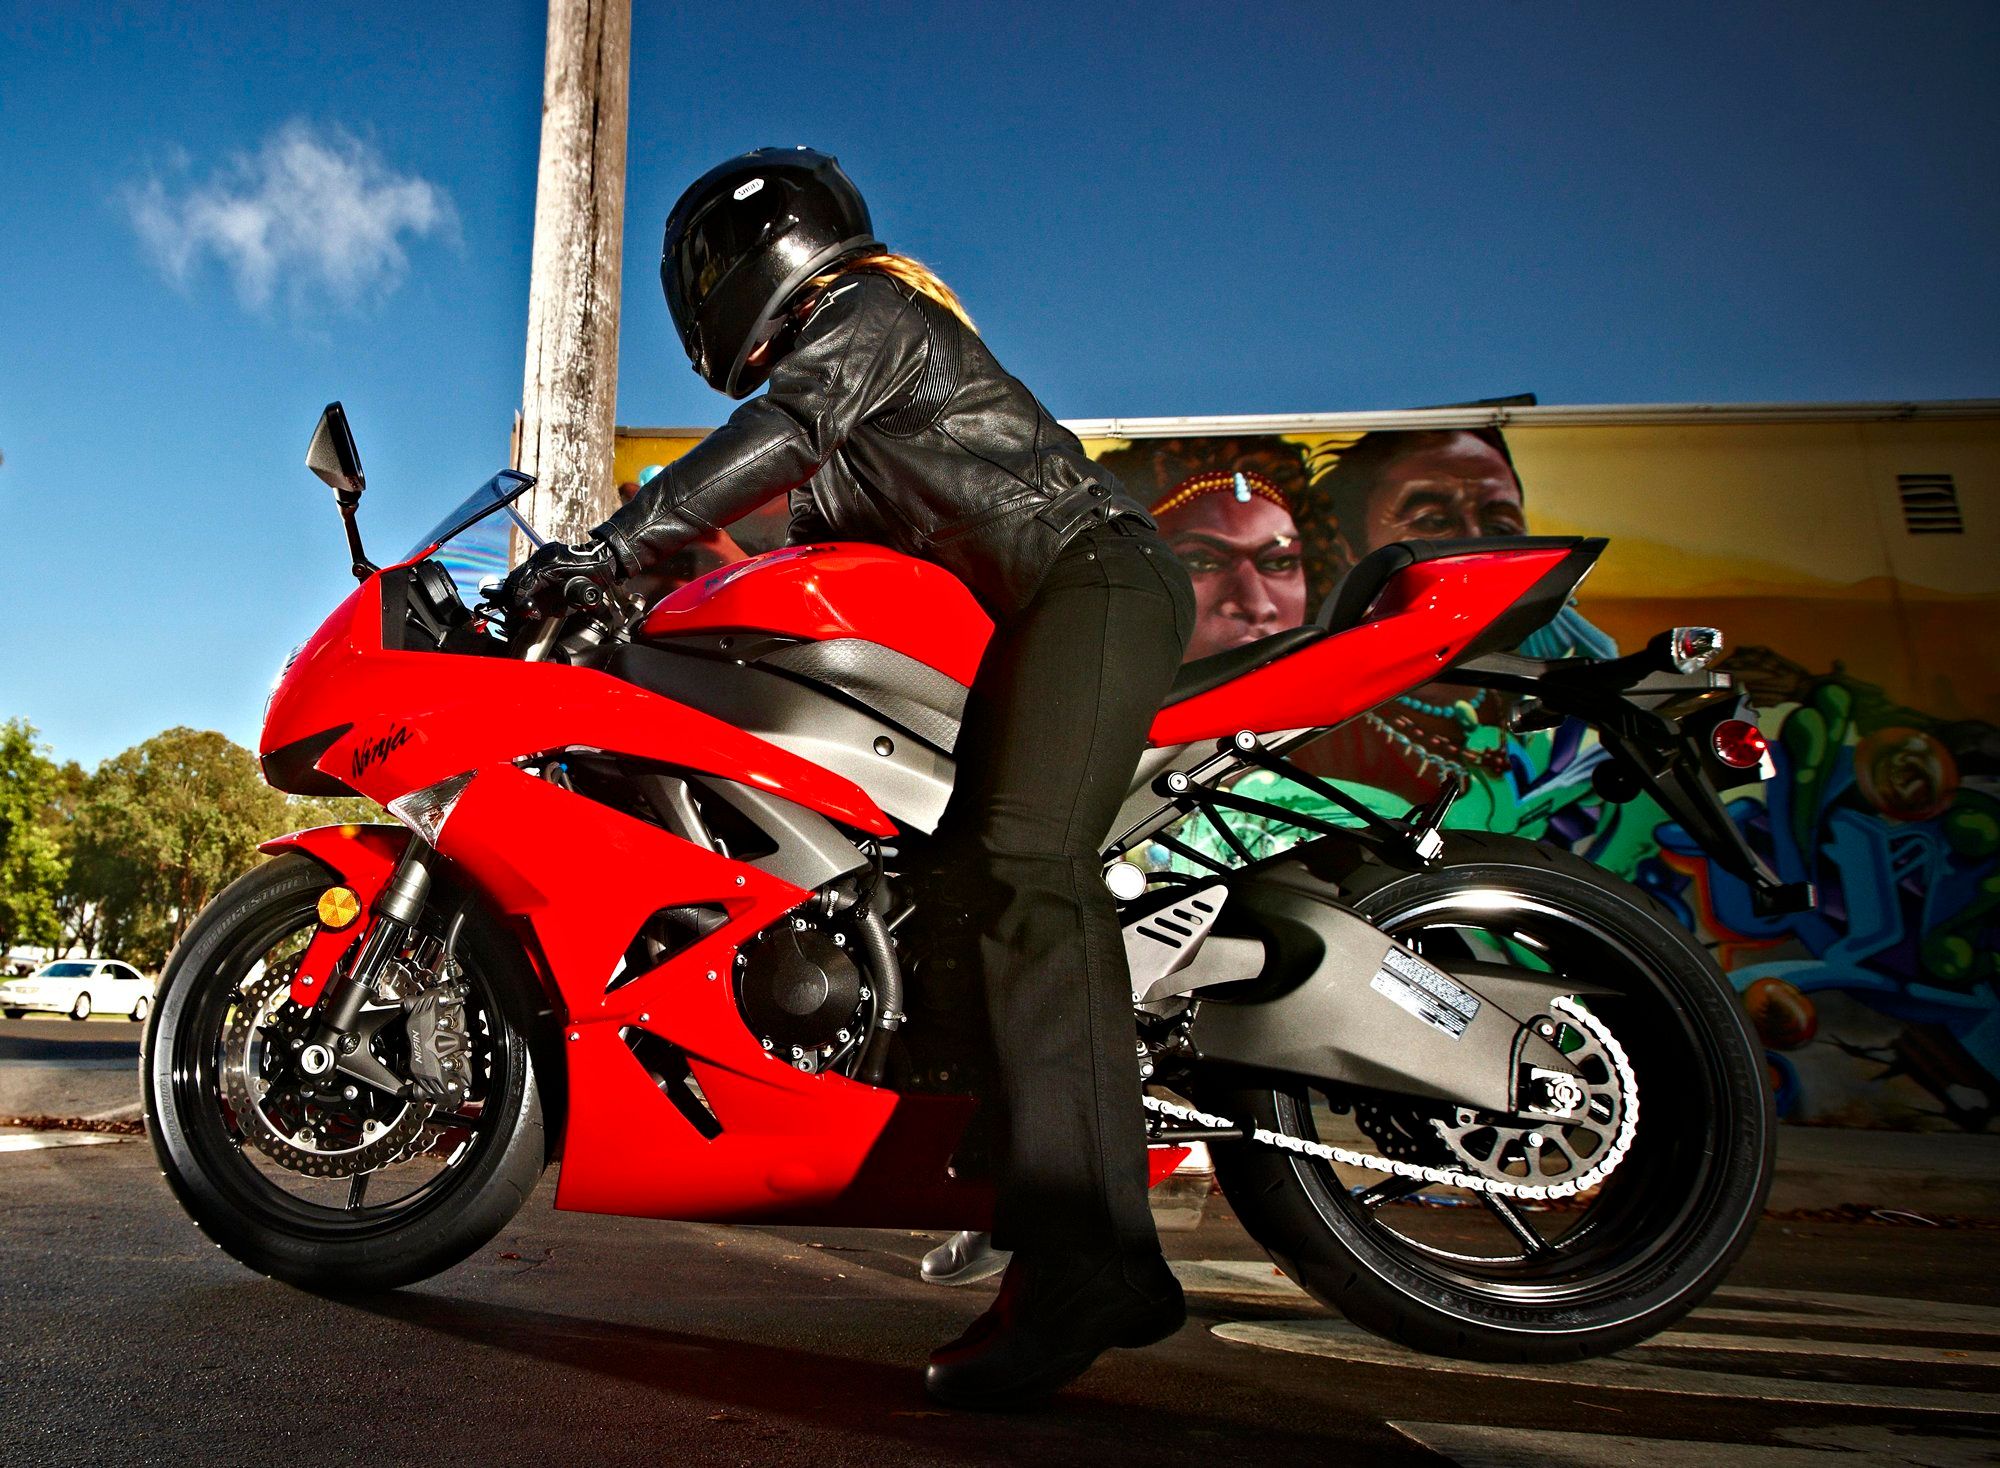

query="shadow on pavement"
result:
[0,1029,141,1064]
[340,1288,1353,1464]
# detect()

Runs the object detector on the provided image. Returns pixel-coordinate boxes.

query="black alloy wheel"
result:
[145,853,551,1292]
[1199,832,1772,1362]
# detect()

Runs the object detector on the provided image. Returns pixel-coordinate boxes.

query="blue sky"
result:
[2,1,1996,769]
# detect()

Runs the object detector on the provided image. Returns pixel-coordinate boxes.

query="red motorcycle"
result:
[146,404,1807,1361]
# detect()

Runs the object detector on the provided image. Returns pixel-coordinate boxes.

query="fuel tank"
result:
[639,543,994,686]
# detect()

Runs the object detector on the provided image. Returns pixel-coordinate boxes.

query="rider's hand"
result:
[498,537,619,621]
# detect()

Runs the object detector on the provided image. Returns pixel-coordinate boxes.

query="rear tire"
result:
[145,854,551,1293]
[1200,832,1772,1362]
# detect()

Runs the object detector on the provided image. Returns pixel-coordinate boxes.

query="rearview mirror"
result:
[306,401,365,504]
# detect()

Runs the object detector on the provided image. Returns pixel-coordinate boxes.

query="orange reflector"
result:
[317,886,362,930]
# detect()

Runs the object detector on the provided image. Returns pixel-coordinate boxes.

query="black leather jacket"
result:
[593,272,1155,618]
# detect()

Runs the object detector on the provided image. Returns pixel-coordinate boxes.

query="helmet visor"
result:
[666,178,795,351]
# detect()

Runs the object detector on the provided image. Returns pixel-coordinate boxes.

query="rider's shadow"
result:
[336,1286,1340,1465]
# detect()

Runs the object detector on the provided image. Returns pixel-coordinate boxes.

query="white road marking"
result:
[0,1132,128,1152]
[1171,1258,1308,1297]
[1635,1328,2000,1369]
[1389,1421,2000,1468]
[1179,1263,2000,1346]
[1704,1287,2000,1329]
[1211,1318,2000,1415]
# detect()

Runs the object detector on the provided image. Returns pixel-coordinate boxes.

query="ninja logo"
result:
[351,725,413,780]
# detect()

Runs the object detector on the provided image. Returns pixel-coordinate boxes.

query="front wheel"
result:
[129,995,150,1023]
[144,853,551,1293]
[69,993,91,1020]
[1199,833,1773,1362]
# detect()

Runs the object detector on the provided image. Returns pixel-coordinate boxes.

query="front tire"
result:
[144,854,551,1293]
[69,993,91,1020]
[1200,833,1773,1362]
[129,996,150,1023]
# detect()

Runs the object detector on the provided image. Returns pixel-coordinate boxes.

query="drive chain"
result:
[1147,995,1639,1201]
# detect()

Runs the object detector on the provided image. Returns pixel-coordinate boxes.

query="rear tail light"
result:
[1712,719,1770,770]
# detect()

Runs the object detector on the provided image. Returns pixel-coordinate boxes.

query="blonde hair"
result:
[815,252,976,333]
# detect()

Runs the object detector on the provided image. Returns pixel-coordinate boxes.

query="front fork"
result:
[297,842,435,1088]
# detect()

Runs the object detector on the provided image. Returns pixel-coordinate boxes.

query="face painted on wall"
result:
[1338,432,1526,560]
[1157,488,1308,659]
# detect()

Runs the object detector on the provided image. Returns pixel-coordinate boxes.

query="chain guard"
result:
[1153,995,1640,1201]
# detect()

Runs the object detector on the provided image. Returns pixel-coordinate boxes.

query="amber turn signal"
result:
[316,886,362,930]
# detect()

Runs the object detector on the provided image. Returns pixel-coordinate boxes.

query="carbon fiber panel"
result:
[761,638,968,753]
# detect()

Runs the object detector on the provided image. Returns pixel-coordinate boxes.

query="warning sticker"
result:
[1369,947,1481,1041]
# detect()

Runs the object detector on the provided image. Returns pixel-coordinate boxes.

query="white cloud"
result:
[127,120,456,312]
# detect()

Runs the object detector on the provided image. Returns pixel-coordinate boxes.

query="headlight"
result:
[264,643,308,721]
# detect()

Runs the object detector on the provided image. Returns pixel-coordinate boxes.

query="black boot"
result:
[923,1248,1186,1409]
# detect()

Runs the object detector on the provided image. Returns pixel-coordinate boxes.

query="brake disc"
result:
[221,961,435,1179]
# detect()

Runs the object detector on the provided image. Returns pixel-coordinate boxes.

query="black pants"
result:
[929,517,1196,1257]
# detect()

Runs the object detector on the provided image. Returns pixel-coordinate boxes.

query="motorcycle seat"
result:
[1161,626,1329,706]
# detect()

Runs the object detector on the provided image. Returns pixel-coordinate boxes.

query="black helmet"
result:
[661,148,882,398]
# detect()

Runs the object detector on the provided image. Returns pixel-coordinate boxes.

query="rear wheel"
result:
[1198,833,1772,1362]
[144,854,551,1293]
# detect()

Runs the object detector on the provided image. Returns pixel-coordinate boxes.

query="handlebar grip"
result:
[562,576,606,611]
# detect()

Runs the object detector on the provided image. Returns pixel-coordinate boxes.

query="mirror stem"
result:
[340,503,376,582]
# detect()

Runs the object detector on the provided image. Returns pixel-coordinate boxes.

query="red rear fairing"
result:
[1150,547,1575,745]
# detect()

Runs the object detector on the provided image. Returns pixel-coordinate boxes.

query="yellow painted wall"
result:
[621,415,2000,720]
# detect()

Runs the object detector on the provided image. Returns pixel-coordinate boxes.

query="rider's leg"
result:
[923,521,1194,1404]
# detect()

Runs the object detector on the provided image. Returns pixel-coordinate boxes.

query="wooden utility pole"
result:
[517,0,631,548]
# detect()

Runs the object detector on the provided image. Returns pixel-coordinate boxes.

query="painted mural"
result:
[1082,424,2000,1134]
[614,413,2000,1130]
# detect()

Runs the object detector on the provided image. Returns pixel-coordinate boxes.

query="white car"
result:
[0,960,156,1021]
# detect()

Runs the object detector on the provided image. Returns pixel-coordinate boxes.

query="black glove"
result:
[497,537,619,620]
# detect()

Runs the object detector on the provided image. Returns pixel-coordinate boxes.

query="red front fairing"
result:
[259,571,989,1226]
[263,576,894,835]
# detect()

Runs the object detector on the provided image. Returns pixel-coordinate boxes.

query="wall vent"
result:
[1896,473,1965,535]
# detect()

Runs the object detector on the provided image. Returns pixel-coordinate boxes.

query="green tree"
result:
[65,728,291,969]
[0,719,67,958]
[284,793,386,829]
[44,760,100,953]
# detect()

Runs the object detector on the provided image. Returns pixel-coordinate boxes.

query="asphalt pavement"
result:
[3,1016,1998,1466]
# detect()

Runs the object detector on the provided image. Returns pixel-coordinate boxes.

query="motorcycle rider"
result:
[500,149,1197,1409]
